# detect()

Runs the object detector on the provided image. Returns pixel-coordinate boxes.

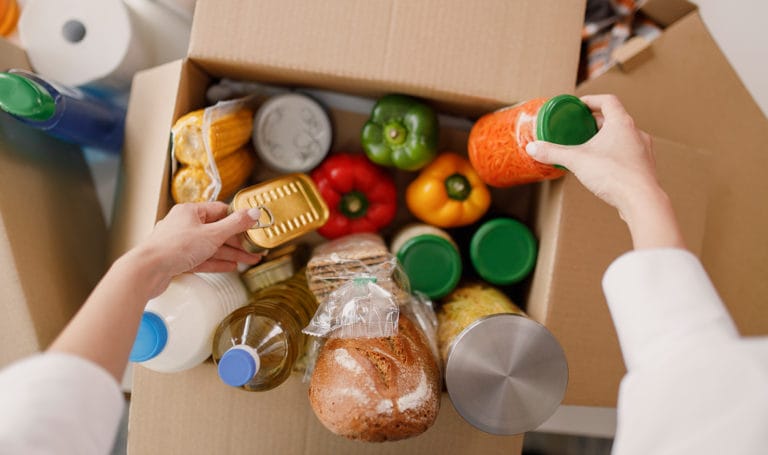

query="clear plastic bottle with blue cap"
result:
[130,272,249,373]
[212,270,318,391]
[0,68,126,152]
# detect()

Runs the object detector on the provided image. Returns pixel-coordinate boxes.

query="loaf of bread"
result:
[308,315,441,442]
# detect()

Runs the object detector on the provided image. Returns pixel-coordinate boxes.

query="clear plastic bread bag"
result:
[301,233,441,379]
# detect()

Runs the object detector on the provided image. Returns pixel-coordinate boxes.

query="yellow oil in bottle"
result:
[212,270,318,391]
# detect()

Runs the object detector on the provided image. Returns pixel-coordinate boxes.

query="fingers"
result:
[212,244,263,265]
[193,201,232,223]
[525,141,579,168]
[207,207,262,244]
[579,94,628,121]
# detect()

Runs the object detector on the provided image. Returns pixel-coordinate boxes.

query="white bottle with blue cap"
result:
[130,272,249,373]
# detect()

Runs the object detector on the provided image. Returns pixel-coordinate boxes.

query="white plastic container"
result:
[130,272,249,373]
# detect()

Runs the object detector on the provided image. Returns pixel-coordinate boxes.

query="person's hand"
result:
[127,202,264,297]
[525,94,659,217]
[525,94,684,250]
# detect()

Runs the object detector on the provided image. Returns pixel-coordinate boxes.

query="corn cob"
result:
[216,146,256,201]
[171,146,256,204]
[172,106,255,166]
[172,166,213,203]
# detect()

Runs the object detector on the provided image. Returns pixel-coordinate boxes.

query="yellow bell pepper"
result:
[406,152,491,228]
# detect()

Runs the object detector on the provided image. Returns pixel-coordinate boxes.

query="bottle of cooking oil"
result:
[211,269,318,391]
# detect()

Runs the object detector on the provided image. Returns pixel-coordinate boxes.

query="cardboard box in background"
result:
[525,0,768,407]
[0,39,108,366]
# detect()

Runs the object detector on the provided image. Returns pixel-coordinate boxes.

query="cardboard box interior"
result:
[125,59,532,454]
[0,39,108,367]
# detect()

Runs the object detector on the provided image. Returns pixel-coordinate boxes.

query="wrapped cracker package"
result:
[302,233,442,442]
[170,97,256,203]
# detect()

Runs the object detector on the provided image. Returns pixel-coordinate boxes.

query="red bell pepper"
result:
[311,153,397,239]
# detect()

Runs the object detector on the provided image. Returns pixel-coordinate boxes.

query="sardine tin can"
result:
[230,173,329,253]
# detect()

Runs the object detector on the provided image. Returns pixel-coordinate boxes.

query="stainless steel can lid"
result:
[445,313,568,435]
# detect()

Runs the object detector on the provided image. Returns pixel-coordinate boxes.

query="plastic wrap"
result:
[170,96,256,203]
[301,233,442,380]
[305,233,411,305]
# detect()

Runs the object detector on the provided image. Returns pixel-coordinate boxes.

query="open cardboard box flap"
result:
[578,9,768,338]
[186,0,586,116]
[0,39,107,366]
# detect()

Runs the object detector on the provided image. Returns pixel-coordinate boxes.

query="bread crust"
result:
[309,316,441,441]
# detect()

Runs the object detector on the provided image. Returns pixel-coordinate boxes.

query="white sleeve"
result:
[603,248,768,455]
[0,352,125,455]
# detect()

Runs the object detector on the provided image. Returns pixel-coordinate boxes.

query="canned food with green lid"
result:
[391,223,462,300]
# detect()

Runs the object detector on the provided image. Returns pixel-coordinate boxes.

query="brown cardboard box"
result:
[115,0,589,452]
[0,39,108,366]
[525,0,768,407]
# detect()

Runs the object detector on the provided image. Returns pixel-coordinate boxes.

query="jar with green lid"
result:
[468,94,598,187]
[470,217,537,286]
[437,282,568,436]
[211,270,318,391]
[390,223,462,300]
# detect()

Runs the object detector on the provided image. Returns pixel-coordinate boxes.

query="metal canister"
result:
[230,173,329,254]
[241,243,309,293]
[437,282,568,435]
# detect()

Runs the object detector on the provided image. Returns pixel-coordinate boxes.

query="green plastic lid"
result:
[0,72,55,121]
[396,234,462,300]
[536,94,597,145]
[470,218,537,285]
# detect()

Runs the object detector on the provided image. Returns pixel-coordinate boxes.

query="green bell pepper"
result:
[361,94,439,171]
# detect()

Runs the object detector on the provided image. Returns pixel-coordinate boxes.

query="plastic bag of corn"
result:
[170,97,256,203]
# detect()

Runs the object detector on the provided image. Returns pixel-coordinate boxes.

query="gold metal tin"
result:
[231,173,329,253]
[241,255,296,293]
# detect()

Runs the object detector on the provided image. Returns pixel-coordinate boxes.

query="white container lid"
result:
[253,93,332,173]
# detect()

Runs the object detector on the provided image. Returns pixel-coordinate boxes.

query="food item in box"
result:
[308,314,441,441]
[172,102,254,166]
[405,152,490,228]
[436,282,523,363]
[310,153,397,239]
[470,218,537,285]
[253,93,332,173]
[171,146,255,203]
[230,173,329,254]
[129,272,249,373]
[390,223,462,300]
[240,243,309,293]
[212,271,318,391]
[305,233,410,305]
[361,94,439,171]
[437,282,568,435]
[468,94,598,187]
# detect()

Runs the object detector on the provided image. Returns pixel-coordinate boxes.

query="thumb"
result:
[525,141,578,168]
[208,207,262,243]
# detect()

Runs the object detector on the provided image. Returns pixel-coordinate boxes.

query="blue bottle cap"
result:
[218,345,261,387]
[130,312,168,362]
